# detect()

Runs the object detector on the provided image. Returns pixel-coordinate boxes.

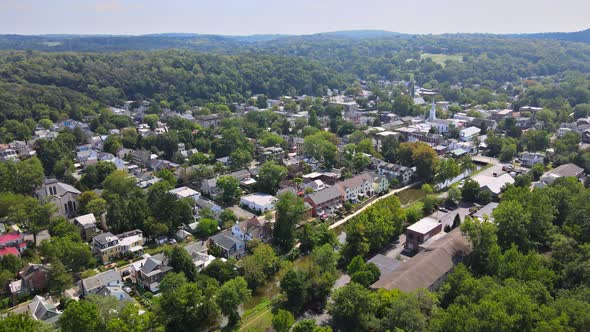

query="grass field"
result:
[421,53,462,66]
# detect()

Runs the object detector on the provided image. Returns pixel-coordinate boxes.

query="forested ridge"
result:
[0,50,351,121]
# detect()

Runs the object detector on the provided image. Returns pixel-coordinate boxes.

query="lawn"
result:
[237,299,275,332]
[420,53,462,66]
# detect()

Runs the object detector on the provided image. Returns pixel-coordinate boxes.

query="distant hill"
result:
[0,28,589,53]
[511,28,590,44]
[310,30,404,39]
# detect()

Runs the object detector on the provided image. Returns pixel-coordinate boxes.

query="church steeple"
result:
[428,99,436,121]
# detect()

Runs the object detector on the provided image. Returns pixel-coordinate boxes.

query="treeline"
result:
[0,50,350,116]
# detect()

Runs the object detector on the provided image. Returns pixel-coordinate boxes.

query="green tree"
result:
[229,148,253,170]
[39,237,93,273]
[272,309,295,332]
[499,142,517,162]
[197,218,218,237]
[47,260,73,296]
[461,179,480,202]
[158,273,220,332]
[493,200,533,252]
[436,158,461,183]
[217,175,241,205]
[304,132,338,168]
[328,282,377,332]
[282,269,308,312]
[9,197,55,244]
[59,299,100,332]
[168,246,198,282]
[274,192,306,252]
[461,217,500,275]
[202,259,237,284]
[0,157,44,195]
[292,319,332,332]
[216,277,251,325]
[157,169,177,187]
[0,314,50,332]
[257,161,288,195]
[240,243,279,288]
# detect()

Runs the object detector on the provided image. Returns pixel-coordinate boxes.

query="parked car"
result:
[123,286,132,293]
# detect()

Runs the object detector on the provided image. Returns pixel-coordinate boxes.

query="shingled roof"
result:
[370,229,472,292]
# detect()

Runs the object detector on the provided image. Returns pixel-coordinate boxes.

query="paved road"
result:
[328,181,421,230]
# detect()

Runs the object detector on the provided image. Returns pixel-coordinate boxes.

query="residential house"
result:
[9,263,49,296]
[231,217,272,243]
[210,231,245,259]
[28,295,61,324]
[137,253,173,292]
[116,230,144,258]
[73,213,99,242]
[195,114,222,128]
[131,149,152,168]
[0,232,26,257]
[240,193,278,213]
[519,152,545,167]
[95,284,133,302]
[92,232,120,264]
[405,217,442,253]
[195,198,223,217]
[371,228,472,292]
[537,163,584,187]
[81,269,123,296]
[335,173,376,201]
[0,145,18,161]
[169,186,201,202]
[36,179,81,218]
[459,126,481,142]
[472,173,515,197]
[304,179,326,192]
[472,202,500,222]
[377,162,415,185]
[184,241,215,271]
[304,186,343,217]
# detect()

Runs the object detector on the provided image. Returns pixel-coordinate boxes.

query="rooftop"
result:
[407,217,440,234]
[371,229,472,292]
[82,269,122,292]
[240,193,278,206]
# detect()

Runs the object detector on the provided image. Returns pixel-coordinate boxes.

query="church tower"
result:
[428,99,437,121]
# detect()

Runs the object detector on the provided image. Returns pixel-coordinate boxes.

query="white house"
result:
[459,126,481,142]
[169,186,201,202]
[240,193,278,213]
[336,173,378,201]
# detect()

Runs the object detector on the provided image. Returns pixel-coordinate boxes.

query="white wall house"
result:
[240,193,278,213]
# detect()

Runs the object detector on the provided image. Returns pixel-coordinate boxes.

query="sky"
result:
[0,0,588,36]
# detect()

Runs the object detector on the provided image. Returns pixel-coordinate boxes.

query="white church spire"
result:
[428,99,436,121]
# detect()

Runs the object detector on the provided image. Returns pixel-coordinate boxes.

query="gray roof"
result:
[371,229,472,292]
[184,241,208,257]
[28,296,60,323]
[82,269,122,293]
[547,163,584,178]
[95,285,133,302]
[473,202,499,220]
[367,254,402,275]
[211,231,241,250]
[141,253,167,274]
[307,186,341,205]
[93,232,118,245]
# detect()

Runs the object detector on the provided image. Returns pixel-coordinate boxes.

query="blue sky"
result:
[0,0,588,35]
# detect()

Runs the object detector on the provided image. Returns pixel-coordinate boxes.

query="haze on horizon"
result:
[0,0,588,36]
